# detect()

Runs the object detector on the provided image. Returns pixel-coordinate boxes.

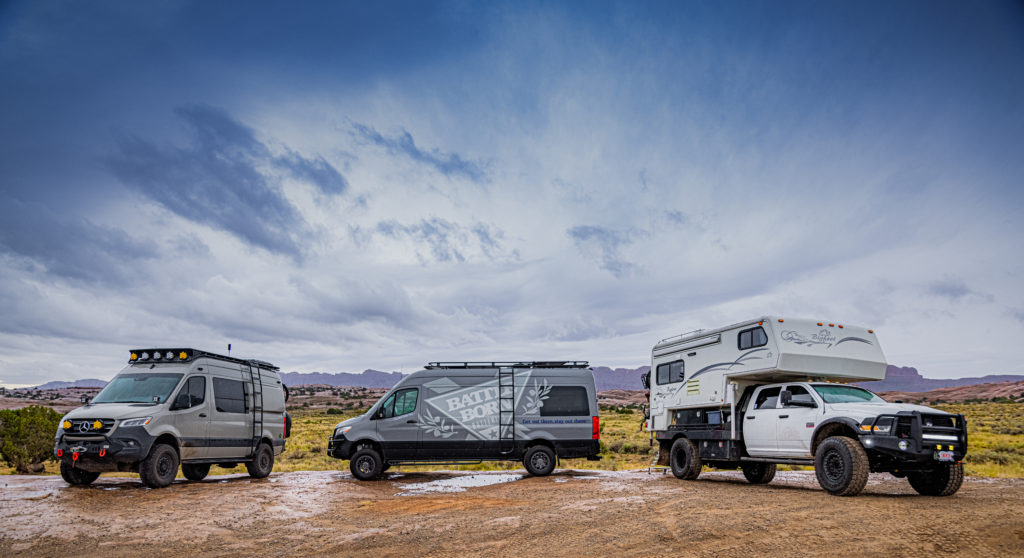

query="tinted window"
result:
[213,377,246,414]
[812,385,886,404]
[540,386,590,416]
[784,385,815,407]
[755,387,780,409]
[379,388,417,418]
[184,376,206,407]
[657,361,684,385]
[738,326,768,350]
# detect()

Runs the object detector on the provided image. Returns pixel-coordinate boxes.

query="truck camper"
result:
[328,361,601,480]
[54,348,291,488]
[643,318,967,496]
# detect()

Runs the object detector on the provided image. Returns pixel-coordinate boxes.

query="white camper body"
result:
[648,317,886,432]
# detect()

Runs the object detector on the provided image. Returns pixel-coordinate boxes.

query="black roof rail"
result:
[425,361,589,369]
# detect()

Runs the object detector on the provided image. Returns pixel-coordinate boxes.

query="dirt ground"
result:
[2,469,1022,557]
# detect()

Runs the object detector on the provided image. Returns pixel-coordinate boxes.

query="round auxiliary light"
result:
[140,352,150,360]
[93,420,103,430]
[130,352,139,361]
[153,352,162,360]
[63,420,72,430]
[165,351,174,360]
[179,351,188,360]
[898,440,909,451]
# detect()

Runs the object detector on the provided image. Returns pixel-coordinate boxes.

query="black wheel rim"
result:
[531,452,550,471]
[259,450,270,470]
[357,456,374,475]
[157,453,174,478]
[823,450,844,483]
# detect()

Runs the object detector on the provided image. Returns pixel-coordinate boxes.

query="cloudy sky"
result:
[1,1,1022,387]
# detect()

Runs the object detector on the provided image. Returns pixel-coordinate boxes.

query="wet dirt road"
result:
[2,470,1022,557]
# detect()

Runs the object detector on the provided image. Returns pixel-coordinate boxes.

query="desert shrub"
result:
[326,407,344,415]
[0,406,62,473]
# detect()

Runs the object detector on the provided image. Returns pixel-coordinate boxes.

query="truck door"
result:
[375,387,421,459]
[743,386,783,456]
[775,384,819,456]
[170,375,210,460]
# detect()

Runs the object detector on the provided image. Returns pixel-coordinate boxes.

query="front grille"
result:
[63,418,114,436]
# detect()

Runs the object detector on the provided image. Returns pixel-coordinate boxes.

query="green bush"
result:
[325,407,343,415]
[0,405,62,474]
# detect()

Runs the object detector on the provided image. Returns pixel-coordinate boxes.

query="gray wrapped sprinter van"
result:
[328,361,601,480]
[54,348,291,488]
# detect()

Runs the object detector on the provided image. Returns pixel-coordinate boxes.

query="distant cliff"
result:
[858,366,1024,392]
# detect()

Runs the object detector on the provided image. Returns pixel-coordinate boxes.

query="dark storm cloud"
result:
[351,122,487,183]
[0,201,152,285]
[566,225,646,278]
[107,104,346,257]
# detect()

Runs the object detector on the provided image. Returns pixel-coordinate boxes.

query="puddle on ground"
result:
[397,473,523,495]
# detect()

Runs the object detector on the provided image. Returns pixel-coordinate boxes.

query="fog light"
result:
[63,420,72,430]
[898,440,909,451]
[93,420,103,430]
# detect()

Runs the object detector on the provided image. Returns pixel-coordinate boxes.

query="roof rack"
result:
[425,361,589,369]
[129,348,279,371]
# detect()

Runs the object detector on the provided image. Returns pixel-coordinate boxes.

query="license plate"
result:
[937,450,954,462]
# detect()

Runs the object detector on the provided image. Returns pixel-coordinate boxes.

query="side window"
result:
[754,387,781,409]
[185,376,206,406]
[656,361,685,385]
[379,393,396,419]
[213,377,245,413]
[540,386,590,416]
[393,388,418,417]
[738,326,768,350]
[785,385,816,407]
[656,363,670,385]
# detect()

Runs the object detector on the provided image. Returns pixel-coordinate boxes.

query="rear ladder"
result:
[247,364,264,457]
[498,366,515,453]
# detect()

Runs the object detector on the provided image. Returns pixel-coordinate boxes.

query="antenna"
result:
[227,343,231,356]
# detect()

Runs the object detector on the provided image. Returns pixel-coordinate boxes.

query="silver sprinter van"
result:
[54,348,291,488]
[328,361,601,480]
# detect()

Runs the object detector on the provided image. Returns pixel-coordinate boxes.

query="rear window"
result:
[655,360,685,385]
[540,386,590,416]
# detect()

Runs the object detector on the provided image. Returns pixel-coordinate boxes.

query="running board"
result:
[740,457,813,465]
[387,460,484,466]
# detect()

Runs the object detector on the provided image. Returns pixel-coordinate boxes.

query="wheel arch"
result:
[810,418,862,455]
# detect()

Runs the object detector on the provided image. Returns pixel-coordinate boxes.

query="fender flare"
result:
[810,417,862,455]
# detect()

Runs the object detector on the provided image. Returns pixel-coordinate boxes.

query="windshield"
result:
[812,385,886,404]
[92,373,183,404]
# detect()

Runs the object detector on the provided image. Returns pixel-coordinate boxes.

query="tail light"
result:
[592,416,600,440]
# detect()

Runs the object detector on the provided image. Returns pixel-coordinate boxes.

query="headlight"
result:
[120,417,153,428]
[335,426,352,436]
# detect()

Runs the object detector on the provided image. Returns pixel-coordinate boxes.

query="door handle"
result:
[746,416,754,420]
[198,413,207,418]
[779,415,789,419]
[406,420,418,424]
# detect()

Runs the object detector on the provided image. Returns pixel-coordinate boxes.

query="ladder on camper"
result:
[247,364,264,457]
[498,366,515,452]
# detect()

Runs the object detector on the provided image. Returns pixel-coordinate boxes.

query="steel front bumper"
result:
[327,435,354,460]
[54,427,154,472]
[859,411,968,466]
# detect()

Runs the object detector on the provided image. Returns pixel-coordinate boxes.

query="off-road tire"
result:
[246,443,274,479]
[814,436,869,496]
[741,462,777,484]
[182,463,211,481]
[139,443,179,488]
[350,447,383,481]
[670,438,702,480]
[907,463,964,496]
[524,445,556,476]
[60,462,100,486]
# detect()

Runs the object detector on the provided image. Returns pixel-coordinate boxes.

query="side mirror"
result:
[171,392,191,410]
[780,390,793,405]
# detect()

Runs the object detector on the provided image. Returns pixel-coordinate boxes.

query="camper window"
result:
[213,377,245,414]
[656,360,685,385]
[754,387,781,409]
[738,326,768,350]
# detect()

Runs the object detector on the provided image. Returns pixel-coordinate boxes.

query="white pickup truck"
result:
[644,318,968,496]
